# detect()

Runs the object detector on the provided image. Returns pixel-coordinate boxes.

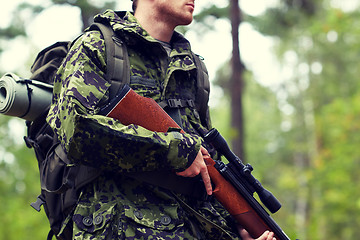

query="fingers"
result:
[238,227,252,240]
[197,147,212,195]
[254,230,276,240]
[176,169,197,177]
[238,227,276,240]
[176,147,213,195]
[264,231,275,240]
[199,161,212,195]
[176,150,202,177]
[200,146,209,156]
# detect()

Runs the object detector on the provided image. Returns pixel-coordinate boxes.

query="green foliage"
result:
[178,4,229,35]
[246,0,360,238]
[211,67,300,237]
[0,25,26,40]
[313,95,360,239]
[0,1,116,238]
[193,4,229,29]
[1,0,360,239]
[0,117,49,239]
[50,0,117,28]
[246,0,319,38]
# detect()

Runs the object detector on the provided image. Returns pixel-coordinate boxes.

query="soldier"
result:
[46,0,275,239]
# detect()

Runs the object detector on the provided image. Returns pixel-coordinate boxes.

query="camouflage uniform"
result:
[47,10,240,240]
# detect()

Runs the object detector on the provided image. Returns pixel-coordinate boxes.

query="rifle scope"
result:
[204,128,282,214]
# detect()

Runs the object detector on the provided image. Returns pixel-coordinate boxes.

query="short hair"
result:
[132,0,138,12]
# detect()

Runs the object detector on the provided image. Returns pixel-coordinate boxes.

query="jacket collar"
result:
[94,10,193,55]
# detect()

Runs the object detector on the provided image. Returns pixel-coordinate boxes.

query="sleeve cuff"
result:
[166,131,202,171]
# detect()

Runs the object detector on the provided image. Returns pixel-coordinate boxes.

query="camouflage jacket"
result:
[47,10,240,240]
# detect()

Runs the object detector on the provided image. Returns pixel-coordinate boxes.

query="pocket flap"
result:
[73,202,116,233]
[123,203,181,231]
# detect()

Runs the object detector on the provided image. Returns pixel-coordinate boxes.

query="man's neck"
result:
[134,9,175,43]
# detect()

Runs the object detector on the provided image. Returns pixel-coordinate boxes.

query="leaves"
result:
[0,1,116,239]
[1,0,360,239]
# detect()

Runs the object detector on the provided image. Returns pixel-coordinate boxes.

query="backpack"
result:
[22,20,210,240]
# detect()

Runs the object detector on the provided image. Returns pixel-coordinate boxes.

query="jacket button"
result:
[118,220,123,231]
[94,214,103,225]
[193,110,200,120]
[82,216,93,227]
[160,215,172,226]
[134,210,143,220]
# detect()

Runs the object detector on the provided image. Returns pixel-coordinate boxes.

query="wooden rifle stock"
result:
[205,156,277,238]
[100,85,290,239]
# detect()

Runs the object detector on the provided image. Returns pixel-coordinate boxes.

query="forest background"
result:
[0,0,359,239]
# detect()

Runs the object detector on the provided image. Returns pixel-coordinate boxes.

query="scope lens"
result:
[0,87,7,104]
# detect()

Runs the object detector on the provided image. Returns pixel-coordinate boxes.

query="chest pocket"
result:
[130,76,160,99]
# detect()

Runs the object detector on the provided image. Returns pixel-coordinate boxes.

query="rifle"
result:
[100,84,291,240]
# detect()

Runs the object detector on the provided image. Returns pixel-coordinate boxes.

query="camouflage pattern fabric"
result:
[47,10,240,239]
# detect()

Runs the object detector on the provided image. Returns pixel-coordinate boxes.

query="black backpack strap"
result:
[88,22,130,99]
[124,171,207,200]
[193,54,211,129]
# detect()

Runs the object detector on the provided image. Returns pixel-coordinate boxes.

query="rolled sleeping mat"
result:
[0,73,53,121]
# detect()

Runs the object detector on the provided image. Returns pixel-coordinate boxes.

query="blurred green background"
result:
[1,0,359,239]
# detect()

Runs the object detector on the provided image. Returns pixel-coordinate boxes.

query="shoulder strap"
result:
[89,23,210,129]
[158,54,211,129]
[193,54,211,129]
[88,22,130,99]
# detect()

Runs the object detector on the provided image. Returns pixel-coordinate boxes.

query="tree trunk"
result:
[229,0,245,159]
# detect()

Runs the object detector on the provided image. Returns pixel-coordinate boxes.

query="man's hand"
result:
[238,227,276,240]
[176,146,213,195]
[177,149,276,239]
